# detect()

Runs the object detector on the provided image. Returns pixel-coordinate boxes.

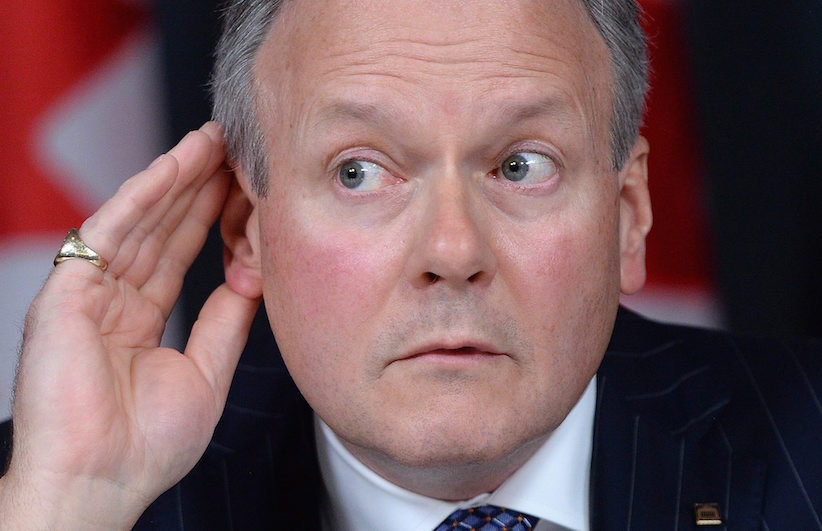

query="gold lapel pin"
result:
[694,503,723,526]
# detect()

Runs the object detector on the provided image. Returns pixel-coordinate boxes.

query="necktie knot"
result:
[434,504,539,531]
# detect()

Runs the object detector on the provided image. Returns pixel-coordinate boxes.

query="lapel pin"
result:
[694,503,723,526]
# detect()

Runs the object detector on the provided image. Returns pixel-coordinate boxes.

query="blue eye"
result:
[340,161,366,188]
[337,160,391,191]
[499,152,557,184]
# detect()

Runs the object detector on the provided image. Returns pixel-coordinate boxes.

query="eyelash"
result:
[496,144,562,169]
[330,144,562,190]
[491,146,562,186]
[331,149,402,194]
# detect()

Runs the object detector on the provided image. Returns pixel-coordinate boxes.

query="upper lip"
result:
[398,340,505,361]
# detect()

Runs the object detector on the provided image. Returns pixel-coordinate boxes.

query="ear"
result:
[618,135,652,295]
[221,168,263,299]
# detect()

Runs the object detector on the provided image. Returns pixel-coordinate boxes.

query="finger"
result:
[121,122,227,269]
[79,123,225,275]
[184,285,260,416]
[139,166,232,317]
[111,124,228,280]
[104,123,225,275]
[115,158,229,290]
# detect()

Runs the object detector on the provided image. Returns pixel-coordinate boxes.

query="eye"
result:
[337,160,394,192]
[497,152,558,184]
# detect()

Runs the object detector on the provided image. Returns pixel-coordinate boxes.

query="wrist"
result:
[0,469,145,530]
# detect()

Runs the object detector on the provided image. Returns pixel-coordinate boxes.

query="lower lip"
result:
[402,348,504,365]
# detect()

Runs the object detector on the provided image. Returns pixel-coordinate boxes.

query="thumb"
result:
[185,284,260,417]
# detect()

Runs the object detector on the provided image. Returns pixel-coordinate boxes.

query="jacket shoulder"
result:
[608,307,822,380]
[601,308,822,528]
[0,419,10,473]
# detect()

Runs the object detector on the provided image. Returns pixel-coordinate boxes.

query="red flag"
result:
[0,0,171,420]
[621,0,721,327]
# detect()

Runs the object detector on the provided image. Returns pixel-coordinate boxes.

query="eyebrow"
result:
[481,95,587,145]
[311,94,581,135]
[494,97,576,125]
[312,100,400,131]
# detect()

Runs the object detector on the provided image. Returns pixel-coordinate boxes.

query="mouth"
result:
[396,342,507,365]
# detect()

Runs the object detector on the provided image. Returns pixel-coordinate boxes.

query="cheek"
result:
[257,202,404,382]
[269,231,373,323]
[501,186,621,343]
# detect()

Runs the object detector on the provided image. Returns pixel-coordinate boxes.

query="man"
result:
[0,0,820,529]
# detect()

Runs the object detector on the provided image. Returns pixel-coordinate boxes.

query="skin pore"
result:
[222,0,651,500]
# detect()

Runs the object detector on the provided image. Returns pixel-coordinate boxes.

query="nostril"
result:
[467,271,481,283]
[424,272,440,284]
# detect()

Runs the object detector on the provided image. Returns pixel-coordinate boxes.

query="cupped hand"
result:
[0,122,260,529]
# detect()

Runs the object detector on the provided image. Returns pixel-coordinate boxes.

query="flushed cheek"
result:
[260,211,405,376]
[502,207,620,343]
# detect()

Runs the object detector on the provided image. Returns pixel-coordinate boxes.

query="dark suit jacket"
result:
[2,308,821,529]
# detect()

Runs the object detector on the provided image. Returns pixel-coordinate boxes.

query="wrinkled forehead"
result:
[253,0,613,153]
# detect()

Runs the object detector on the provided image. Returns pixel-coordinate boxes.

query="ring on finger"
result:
[53,228,109,271]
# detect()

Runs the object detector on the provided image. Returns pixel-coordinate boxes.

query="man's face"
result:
[236,0,649,495]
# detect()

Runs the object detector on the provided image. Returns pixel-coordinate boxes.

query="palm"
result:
[7,123,259,519]
[48,281,217,490]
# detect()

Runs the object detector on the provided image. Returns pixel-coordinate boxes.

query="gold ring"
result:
[53,228,108,271]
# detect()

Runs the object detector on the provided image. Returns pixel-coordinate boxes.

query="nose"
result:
[407,170,497,289]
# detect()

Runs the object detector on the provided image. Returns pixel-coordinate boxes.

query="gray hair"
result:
[211,0,648,196]
[212,0,284,196]
[581,0,649,171]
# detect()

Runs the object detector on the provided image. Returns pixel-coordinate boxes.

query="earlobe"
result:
[221,170,263,299]
[618,136,652,295]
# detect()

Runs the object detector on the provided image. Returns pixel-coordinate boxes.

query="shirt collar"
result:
[316,376,596,531]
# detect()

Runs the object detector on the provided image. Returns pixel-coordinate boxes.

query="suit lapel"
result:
[590,309,765,530]
[206,399,319,527]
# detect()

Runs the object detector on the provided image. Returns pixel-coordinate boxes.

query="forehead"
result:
[254,0,612,152]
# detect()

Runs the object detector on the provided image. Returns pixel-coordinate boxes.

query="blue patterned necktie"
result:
[434,504,540,531]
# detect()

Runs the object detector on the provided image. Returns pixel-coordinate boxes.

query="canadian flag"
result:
[0,0,173,420]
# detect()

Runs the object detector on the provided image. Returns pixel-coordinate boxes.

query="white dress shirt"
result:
[316,376,596,531]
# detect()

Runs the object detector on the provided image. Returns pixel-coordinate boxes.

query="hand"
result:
[0,123,260,529]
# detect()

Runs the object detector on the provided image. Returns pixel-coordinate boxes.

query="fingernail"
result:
[148,154,166,169]
[201,121,223,135]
